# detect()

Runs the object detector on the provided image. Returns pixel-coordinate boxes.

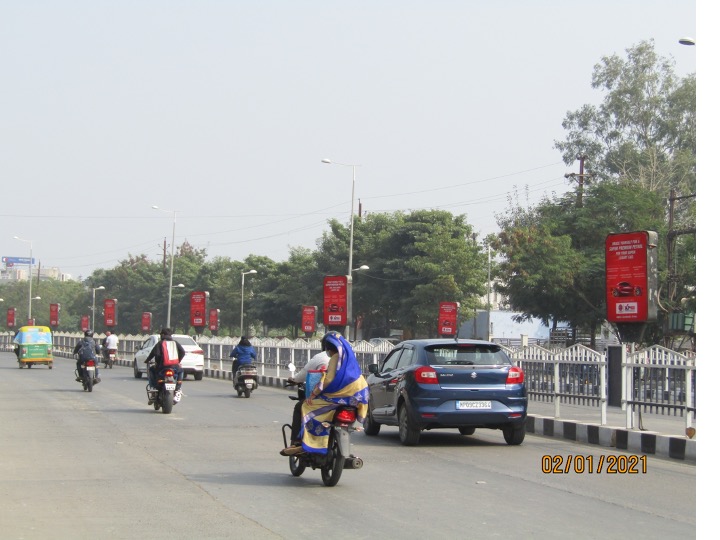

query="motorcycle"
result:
[233,363,259,398]
[146,361,182,414]
[281,382,363,487]
[76,358,98,392]
[102,348,117,369]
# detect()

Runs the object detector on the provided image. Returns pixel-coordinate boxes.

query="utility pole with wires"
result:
[564,153,593,207]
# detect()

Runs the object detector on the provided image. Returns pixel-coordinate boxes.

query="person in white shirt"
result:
[287,350,330,446]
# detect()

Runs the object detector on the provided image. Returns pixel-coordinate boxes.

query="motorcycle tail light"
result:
[86,360,95,367]
[164,369,175,377]
[335,408,357,424]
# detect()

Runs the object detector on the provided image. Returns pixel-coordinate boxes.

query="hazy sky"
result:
[1,1,698,280]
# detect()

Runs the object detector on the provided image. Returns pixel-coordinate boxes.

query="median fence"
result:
[1,332,695,429]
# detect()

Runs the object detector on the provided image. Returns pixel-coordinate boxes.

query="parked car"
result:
[133,334,205,380]
[364,339,527,446]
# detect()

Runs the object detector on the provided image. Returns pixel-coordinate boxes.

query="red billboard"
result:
[209,308,220,332]
[323,276,347,327]
[190,291,209,327]
[49,303,60,327]
[141,312,153,332]
[301,305,317,333]
[81,315,90,332]
[438,302,460,336]
[605,231,658,323]
[104,298,117,327]
[7,307,16,328]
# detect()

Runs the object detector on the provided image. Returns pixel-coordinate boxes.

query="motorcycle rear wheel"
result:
[161,390,174,414]
[244,387,252,398]
[86,376,94,392]
[320,436,344,487]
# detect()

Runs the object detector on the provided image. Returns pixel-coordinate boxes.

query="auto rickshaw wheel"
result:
[27,363,31,368]
[17,362,22,369]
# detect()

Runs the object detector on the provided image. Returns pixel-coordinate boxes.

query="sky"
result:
[0,1,698,281]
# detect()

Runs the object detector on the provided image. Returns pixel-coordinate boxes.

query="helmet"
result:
[320,331,342,352]
[84,330,93,337]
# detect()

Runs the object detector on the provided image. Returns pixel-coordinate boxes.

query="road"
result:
[0,353,695,539]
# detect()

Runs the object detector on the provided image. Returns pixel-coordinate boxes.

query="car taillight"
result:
[506,366,524,384]
[335,408,357,424]
[191,349,204,355]
[414,366,438,384]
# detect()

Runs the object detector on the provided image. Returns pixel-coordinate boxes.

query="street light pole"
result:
[13,236,33,322]
[92,286,105,333]
[153,206,178,328]
[240,270,257,336]
[322,158,361,338]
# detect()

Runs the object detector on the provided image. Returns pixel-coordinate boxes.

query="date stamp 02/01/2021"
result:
[541,454,648,474]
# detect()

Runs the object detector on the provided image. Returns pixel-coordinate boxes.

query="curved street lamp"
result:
[240,270,257,336]
[92,286,105,333]
[13,236,33,321]
[153,205,178,327]
[322,158,362,338]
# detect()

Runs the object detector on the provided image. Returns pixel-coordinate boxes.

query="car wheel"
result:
[134,361,142,379]
[194,372,203,381]
[398,404,420,446]
[458,427,476,436]
[363,412,381,436]
[502,423,526,445]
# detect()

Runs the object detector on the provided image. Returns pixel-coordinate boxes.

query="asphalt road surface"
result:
[0,353,695,539]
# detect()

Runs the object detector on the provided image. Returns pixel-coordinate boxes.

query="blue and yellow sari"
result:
[300,333,369,454]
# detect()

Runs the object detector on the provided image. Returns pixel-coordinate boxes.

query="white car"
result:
[133,334,205,381]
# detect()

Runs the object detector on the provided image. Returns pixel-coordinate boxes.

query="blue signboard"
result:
[2,256,35,265]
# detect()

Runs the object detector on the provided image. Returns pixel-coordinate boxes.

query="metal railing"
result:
[1,331,695,429]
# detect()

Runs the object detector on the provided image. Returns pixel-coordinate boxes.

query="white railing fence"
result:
[1,332,695,428]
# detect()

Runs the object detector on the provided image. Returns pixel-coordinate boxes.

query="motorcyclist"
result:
[285,349,330,448]
[73,330,101,384]
[145,328,185,395]
[229,336,256,382]
[103,330,119,365]
[281,331,368,456]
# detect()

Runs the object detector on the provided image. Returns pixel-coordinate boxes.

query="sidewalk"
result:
[525,400,696,463]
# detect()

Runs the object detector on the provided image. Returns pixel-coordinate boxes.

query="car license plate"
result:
[165,384,176,391]
[456,400,491,410]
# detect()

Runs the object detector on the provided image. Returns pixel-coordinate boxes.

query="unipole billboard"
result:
[49,303,60,327]
[605,231,658,323]
[438,302,460,336]
[104,298,118,327]
[141,312,153,332]
[323,276,347,327]
[190,291,209,329]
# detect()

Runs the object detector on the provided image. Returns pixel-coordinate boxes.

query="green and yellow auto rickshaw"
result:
[13,325,54,369]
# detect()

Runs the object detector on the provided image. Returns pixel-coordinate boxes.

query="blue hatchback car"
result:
[364,339,527,446]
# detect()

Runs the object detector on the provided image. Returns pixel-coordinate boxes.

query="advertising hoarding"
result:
[323,276,347,327]
[50,303,60,327]
[190,291,209,327]
[209,308,220,332]
[438,302,460,336]
[104,298,117,327]
[141,312,153,332]
[301,305,317,333]
[605,231,658,323]
[7,307,16,328]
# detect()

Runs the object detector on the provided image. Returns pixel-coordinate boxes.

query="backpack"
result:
[161,340,180,366]
[78,339,97,362]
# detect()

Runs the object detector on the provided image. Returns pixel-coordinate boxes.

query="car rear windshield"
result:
[425,345,511,366]
[173,336,198,347]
